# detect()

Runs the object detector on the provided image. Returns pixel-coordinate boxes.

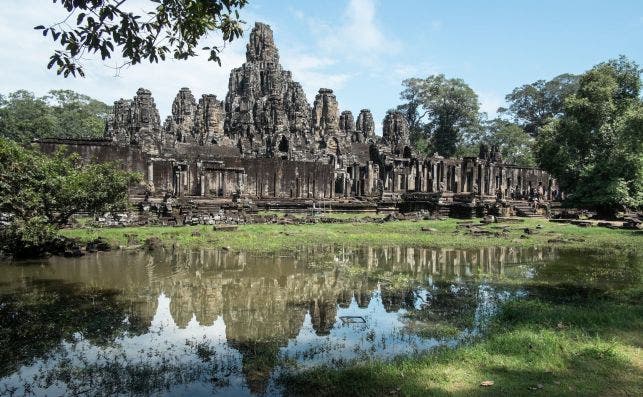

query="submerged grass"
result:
[281,288,643,397]
[61,218,641,254]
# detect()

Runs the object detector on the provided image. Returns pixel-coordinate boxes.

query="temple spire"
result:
[245,22,279,64]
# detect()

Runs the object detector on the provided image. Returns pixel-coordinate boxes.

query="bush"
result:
[0,138,140,256]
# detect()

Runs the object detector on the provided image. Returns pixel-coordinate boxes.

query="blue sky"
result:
[1,0,642,133]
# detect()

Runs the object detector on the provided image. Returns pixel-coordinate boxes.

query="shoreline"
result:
[60,217,641,255]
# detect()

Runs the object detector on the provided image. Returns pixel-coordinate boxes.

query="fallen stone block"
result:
[213,224,238,231]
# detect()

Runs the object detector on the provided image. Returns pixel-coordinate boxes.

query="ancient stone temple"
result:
[37,22,559,217]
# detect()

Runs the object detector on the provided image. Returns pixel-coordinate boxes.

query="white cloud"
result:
[0,0,407,130]
[0,0,250,118]
[431,20,443,31]
[281,54,351,101]
[299,0,399,67]
[477,90,505,118]
[391,62,439,81]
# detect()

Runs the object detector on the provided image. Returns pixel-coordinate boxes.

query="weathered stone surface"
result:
[245,21,279,64]
[169,87,197,143]
[93,21,561,210]
[355,109,375,141]
[339,111,355,133]
[225,22,312,158]
[382,110,410,155]
[312,88,340,138]
[106,88,162,150]
[195,94,225,145]
[105,99,133,145]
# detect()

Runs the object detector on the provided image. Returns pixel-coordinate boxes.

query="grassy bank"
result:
[61,217,641,253]
[58,216,642,396]
[281,287,643,397]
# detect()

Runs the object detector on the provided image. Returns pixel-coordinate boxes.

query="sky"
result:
[1,0,642,134]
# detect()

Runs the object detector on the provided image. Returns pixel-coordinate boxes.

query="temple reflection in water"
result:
[0,245,559,396]
[1,245,556,332]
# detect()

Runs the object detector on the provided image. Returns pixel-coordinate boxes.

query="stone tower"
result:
[311,88,340,138]
[339,111,355,133]
[105,88,161,147]
[382,111,411,155]
[356,109,375,142]
[224,22,311,157]
[169,87,197,143]
[195,94,225,145]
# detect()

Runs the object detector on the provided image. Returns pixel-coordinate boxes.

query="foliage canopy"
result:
[535,56,643,212]
[398,75,480,157]
[0,89,111,143]
[36,0,247,77]
[500,73,580,137]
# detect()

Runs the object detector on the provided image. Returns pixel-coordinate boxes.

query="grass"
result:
[61,217,641,254]
[255,210,384,220]
[59,214,642,396]
[280,287,643,397]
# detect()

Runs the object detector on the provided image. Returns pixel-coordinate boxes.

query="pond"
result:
[0,245,638,396]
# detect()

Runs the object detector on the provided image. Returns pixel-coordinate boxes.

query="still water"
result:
[0,245,638,396]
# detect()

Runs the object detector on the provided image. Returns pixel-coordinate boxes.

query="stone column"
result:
[499,167,505,196]
[440,163,446,190]
[432,162,438,192]
[147,162,154,186]
[472,164,479,194]
[479,165,486,196]
[462,164,468,193]
[490,165,495,194]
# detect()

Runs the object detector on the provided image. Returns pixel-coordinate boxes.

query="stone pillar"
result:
[147,162,154,186]
[174,171,180,196]
[479,165,486,196]
[440,163,445,189]
[472,164,479,194]
[462,164,468,193]
[421,163,426,192]
[499,167,505,195]
[221,171,227,197]
[200,174,205,196]
[183,167,188,194]
[432,162,438,192]
[489,165,494,194]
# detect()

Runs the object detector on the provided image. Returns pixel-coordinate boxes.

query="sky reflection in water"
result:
[0,245,633,396]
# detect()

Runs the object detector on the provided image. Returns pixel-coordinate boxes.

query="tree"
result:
[481,118,535,166]
[457,116,535,166]
[0,138,141,255]
[501,73,580,136]
[535,56,643,214]
[35,0,247,77]
[396,82,429,151]
[398,75,480,157]
[0,89,111,142]
[46,89,111,138]
[0,91,59,142]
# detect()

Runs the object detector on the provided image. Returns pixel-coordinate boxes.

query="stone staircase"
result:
[507,200,544,218]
